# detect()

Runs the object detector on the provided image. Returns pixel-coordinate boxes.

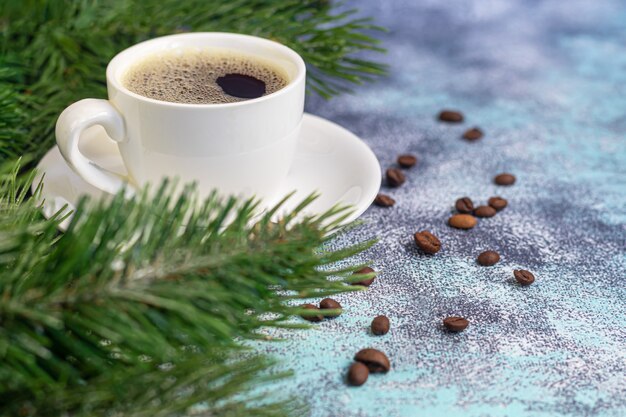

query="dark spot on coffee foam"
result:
[216,73,266,99]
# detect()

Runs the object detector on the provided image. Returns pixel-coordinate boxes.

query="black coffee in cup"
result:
[123,49,288,104]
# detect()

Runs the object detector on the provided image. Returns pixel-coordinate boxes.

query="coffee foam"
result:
[122,49,288,104]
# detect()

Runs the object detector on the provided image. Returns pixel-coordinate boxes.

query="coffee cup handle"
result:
[56,99,135,196]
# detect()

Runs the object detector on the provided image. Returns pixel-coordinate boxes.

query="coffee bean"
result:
[514,269,535,285]
[386,168,406,187]
[374,193,395,207]
[371,315,390,335]
[494,173,516,186]
[397,154,418,168]
[462,127,483,141]
[488,196,508,211]
[443,316,469,332]
[351,267,376,287]
[354,348,390,373]
[477,250,500,266]
[455,197,474,213]
[414,230,441,254]
[474,205,496,218]
[347,362,369,386]
[448,214,477,229]
[438,109,464,123]
[319,298,342,317]
[300,303,323,322]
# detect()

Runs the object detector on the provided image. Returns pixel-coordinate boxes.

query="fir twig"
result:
[0,160,376,416]
[0,0,386,163]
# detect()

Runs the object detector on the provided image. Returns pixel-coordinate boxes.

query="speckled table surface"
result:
[252,1,626,416]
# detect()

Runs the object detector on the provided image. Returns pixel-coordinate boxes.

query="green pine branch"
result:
[1,0,386,163]
[0,160,375,416]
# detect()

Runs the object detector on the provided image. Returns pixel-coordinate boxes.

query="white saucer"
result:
[33,113,381,231]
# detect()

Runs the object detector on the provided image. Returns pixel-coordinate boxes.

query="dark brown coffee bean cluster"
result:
[349,110,535,391]
[386,153,417,187]
[335,111,534,388]
[445,190,535,283]
[347,267,392,386]
[437,109,485,142]
[372,152,419,209]
[346,315,392,386]
[346,348,391,386]
[448,196,509,229]
[299,298,342,322]
[296,266,395,387]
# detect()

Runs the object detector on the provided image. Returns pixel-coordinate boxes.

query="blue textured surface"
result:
[253,1,626,416]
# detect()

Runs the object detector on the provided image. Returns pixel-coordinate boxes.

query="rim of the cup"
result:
[106,32,306,108]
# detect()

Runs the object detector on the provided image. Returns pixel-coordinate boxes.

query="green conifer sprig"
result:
[0,164,375,415]
[1,0,386,162]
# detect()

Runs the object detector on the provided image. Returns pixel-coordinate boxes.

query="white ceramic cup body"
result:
[56,32,306,202]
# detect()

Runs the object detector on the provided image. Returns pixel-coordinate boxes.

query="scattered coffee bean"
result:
[474,205,496,218]
[448,214,477,229]
[397,154,418,168]
[455,197,474,214]
[514,269,535,286]
[347,362,369,386]
[354,348,390,373]
[462,127,483,141]
[374,193,395,207]
[488,196,508,211]
[300,304,323,322]
[477,250,500,266]
[351,267,376,287]
[386,168,406,187]
[438,109,464,123]
[319,298,342,317]
[414,230,441,254]
[371,315,390,335]
[494,173,516,186]
[443,316,469,332]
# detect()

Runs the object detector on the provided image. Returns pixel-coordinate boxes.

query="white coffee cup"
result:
[56,32,306,203]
